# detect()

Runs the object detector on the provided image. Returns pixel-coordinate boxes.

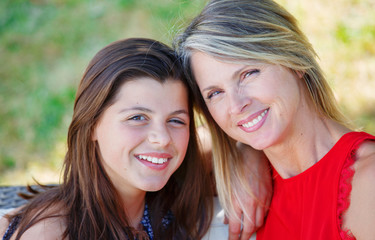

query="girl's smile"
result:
[93,77,190,194]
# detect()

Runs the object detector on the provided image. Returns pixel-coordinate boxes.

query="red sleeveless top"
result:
[256,132,375,240]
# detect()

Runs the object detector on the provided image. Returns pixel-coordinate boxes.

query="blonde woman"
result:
[175,0,375,239]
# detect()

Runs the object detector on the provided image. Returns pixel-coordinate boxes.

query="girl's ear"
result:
[92,125,98,141]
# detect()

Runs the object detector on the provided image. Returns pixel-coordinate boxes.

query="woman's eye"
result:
[207,90,222,99]
[243,69,259,79]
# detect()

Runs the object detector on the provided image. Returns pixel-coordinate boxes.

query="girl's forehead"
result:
[114,77,189,108]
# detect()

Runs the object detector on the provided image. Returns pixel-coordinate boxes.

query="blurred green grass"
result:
[0,0,374,185]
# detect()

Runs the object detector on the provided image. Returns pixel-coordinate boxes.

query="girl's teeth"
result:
[138,155,168,164]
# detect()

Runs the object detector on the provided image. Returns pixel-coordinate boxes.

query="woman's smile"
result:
[238,108,269,132]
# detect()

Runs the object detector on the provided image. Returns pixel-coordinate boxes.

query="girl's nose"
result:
[148,124,171,147]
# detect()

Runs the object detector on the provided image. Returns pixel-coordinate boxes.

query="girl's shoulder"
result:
[0,207,23,238]
[15,214,66,240]
[0,204,66,240]
[0,213,10,237]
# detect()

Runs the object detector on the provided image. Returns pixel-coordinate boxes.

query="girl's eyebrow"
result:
[119,107,152,114]
[172,109,189,116]
[119,108,189,116]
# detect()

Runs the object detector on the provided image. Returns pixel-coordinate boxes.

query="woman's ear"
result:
[295,70,305,79]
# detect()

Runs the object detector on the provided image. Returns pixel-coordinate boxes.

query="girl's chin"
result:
[141,180,169,192]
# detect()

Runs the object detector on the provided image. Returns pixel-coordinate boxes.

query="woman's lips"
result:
[238,108,269,132]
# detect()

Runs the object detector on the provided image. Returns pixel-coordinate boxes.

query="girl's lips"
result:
[135,152,173,170]
[238,108,269,132]
[136,152,173,159]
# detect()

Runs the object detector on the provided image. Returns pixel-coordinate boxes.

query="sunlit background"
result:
[1,0,374,185]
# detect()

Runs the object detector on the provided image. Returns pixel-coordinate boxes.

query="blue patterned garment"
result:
[140,204,173,239]
[2,204,173,240]
[2,215,20,240]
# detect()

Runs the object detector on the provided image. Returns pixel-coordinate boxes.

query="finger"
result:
[224,215,229,225]
[255,204,265,230]
[240,221,255,240]
[240,206,256,240]
[227,208,242,240]
[228,216,241,240]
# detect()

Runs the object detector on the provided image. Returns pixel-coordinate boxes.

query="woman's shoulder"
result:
[343,139,375,239]
[354,139,375,178]
[353,139,375,190]
[356,136,375,159]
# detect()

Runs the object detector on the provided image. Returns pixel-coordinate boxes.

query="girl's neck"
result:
[127,198,146,229]
[119,189,147,229]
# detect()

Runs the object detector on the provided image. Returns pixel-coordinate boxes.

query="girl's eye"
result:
[207,90,222,99]
[169,118,187,125]
[128,115,146,121]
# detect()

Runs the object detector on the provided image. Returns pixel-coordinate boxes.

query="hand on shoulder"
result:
[344,140,375,239]
[226,143,272,240]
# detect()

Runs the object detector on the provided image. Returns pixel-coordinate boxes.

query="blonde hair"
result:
[175,0,351,219]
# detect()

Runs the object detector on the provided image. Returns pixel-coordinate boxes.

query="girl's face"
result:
[191,51,306,150]
[93,77,190,196]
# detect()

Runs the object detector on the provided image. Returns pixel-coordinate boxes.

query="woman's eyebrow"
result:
[201,65,248,92]
[231,65,249,80]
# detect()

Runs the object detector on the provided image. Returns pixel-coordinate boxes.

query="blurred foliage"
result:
[0,0,206,184]
[0,0,374,184]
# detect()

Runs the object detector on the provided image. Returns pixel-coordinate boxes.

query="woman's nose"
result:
[148,124,172,147]
[227,89,251,115]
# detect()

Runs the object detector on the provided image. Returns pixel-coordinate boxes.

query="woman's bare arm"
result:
[344,141,375,239]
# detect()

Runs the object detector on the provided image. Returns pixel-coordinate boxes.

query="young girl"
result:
[0,38,213,239]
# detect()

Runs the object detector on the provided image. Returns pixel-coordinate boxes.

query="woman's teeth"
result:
[242,109,268,128]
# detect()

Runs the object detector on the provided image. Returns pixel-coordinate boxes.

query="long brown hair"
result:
[8,38,213,239]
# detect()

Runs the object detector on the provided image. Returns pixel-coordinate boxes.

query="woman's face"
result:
[190,51,306,150]
[93,77,190,196]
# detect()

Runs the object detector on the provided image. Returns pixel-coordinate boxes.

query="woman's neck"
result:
[264,117,350,179]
